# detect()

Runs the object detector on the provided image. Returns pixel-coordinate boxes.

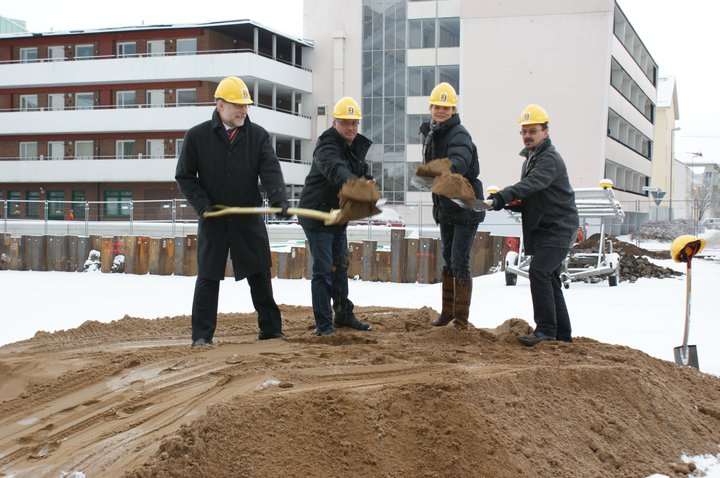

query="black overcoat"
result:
[176,111,287,280]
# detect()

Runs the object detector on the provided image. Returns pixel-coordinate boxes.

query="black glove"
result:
[487,193,505,211]
[273,201,292,219]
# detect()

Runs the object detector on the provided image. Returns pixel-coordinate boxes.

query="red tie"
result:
[227,127,238,142]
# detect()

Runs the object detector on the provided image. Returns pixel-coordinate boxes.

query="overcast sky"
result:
[2,0,717,163]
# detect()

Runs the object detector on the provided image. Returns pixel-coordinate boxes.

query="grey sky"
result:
[2,0,717,163]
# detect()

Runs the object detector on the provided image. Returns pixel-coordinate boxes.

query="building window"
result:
[408,66,435,96]
[275,136,292,161]
[19,94,39,111]
[146,139,164,159]
[146,89,165,107]
[610,58,654,123]
[48,141,64,160]
[257,83,273,108]
[48,46,65,61]
[605,159,649,196]
[19,47,38,63]
[176,38,197,55]
[294,139,302,163]
[26,191,41,218]
[175,138,184,159]
[116,140,135,159]
[75,92,94,110]
[116,90,136,108]
[19,142,38,160]
[7,191,22,217]
[75,140,94,160]
[72,191,86,219]
[75,44,94,59]
[147,40,165,56]
[407,114,430,144]
[176,88,196,106]
[48,93,64,111]
[276,89,293,113]
[47,191,65,220]
[613,5,657,85]
[408,18,435,49]
[407,162,423,191]
[607,109,652,160]
[104,190,132,217]
[438,64,460,94]
[116,41,137,58]
[438,18,460,47]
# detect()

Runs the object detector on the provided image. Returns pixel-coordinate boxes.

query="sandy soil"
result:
[1,306,719,478]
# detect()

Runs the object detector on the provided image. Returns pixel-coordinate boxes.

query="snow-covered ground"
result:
[1,239,719,477]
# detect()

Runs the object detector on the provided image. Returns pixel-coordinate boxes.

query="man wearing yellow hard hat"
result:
[487,105,579,346]
[176,76,290,347]
[298,96,378,335]
[414,82,485,330]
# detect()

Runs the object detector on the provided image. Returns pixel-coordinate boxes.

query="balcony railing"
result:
[0,154,306,164]
[0,47,311,71]
[0,101,309,118]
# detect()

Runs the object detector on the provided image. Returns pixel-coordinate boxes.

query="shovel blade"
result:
[673,345,699,369]
[410,176,434,192]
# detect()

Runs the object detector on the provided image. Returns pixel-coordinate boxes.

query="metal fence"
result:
[0,198,714,243]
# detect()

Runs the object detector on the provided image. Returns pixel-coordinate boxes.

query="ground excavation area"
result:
[1,306,719,478]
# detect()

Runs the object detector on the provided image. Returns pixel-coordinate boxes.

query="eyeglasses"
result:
[519,128,543,136]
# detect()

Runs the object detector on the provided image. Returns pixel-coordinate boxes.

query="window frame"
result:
[47,45,65,61]
[19,141,38,160]
[115,90,137,108]
[176,38,198,55]
[145,139,164,159]
[48,93,65,111]
[74,44,95,59]
[19,47,38,63]
[19,94,39,111]
[48,141,65,160]
[147,40,166,56]
[175,88,197,106]
[116,41,137,58]
[115,140,136,160]
[103,190,133,218]
[75,140,94,160]
[75,92,94,110]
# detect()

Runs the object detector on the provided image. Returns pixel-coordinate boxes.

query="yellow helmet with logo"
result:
[671,235,706,263]
[333,97,362,120]
[519,104,550,126]
[429,82,458,107]
[214,76,253,105]
[599,178,614,189]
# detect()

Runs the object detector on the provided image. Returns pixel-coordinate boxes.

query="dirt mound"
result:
[1,308,719,478]
[573,235,681,282]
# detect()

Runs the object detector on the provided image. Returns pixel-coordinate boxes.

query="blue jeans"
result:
[439,222,478,279]
[302,226,350,333]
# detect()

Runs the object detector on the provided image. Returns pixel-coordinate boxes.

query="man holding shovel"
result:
[176,76,290,347]
[298,97,379,336]
[487,104,578,346]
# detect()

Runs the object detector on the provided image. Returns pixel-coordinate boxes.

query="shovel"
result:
[203,206,342,225]
[410,176,493,211]
[672,238,705,369]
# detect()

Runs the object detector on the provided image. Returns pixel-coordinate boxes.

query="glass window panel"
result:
[19,94,38,111]
[438,18,460,47]
[422,66,435,95]
[147,40,165,56]
[48,141,64,160]
[384,52,395,97]
[75,92,94,110]
[372,51,383,97]
[117,42,137,57]
[47,191,65,220]
[294,139,302,163]
[176,89,197,106]
[372,7,383,50]
[48,46,65,61]
[276,136,292,160]
[20,142,38,160]
[607,109,652,159]
[116,91,136,108]
[395,3,406,49]
[395,51,406,96]
[75,141,93,160]
[362,5,373,51]
[75,44,94,59]
[176,38,197,55]
[384,9,395,51]
[362,52,372,97]
[72,191,86,218]
[422,18,436,48]
[48,93,64,111]
[19,47,38,63]
[408,19,422,49]
[146,89,165,107]
[116,140,135,159]
[146,139,164,158]
[26,192,41,218]
[407,114,430,144]
[439,65,460,94]
[104,190,132,217]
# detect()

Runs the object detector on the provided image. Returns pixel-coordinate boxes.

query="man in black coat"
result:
[176,76,290,347]
[488,104,579,346]
[299,96,375,336]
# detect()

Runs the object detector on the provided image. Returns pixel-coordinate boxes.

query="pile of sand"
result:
[1,306,719,478]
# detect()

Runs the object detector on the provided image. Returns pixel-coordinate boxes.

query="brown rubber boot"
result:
[431,269,454,326]
[453,278,473,330]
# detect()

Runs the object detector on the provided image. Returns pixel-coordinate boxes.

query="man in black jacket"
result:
[488,104,579,346]
[176,76,290,347]
[299,97,375,336]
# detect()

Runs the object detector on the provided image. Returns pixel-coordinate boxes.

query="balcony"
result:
[0,103,312,139]
[0,157,311,185]
[0,49,312,93]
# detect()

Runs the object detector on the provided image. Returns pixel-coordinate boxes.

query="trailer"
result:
[504,186,625,288]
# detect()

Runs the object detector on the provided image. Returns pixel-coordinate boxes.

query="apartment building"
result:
[304,0,660,225]
[0,20,312,220]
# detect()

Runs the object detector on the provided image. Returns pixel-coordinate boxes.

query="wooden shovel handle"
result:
[202,206,341,225]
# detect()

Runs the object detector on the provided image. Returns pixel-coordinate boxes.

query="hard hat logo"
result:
[440,92,448,102]
[347,106,355,115]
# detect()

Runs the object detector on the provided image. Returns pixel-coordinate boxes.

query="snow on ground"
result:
[647,452,720,477]
[1,254,718,377]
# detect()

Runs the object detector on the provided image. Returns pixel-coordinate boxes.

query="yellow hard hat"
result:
[214,76,253,105]
[671,235,706,263]
[429,82,458,107]
[599,178,614,189]
[519,104,550,125]
[333,96,362,120]
[486,185,499,195]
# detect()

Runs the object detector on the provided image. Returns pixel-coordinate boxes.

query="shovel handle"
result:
[202,206,341,226]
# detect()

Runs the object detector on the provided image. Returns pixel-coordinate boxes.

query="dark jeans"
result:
[528,247,571,340]
[439,222,478,279]
[191,271,282,341]
[302,226,350,333]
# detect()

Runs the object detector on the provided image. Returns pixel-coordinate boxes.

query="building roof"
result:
[656,76,679,120]
[0,19,314,47]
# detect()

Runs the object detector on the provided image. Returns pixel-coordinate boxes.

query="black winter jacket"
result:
[496,138,578,254]
[420,114,484,225]
[298,127,373,231]
[175,111,287,280]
